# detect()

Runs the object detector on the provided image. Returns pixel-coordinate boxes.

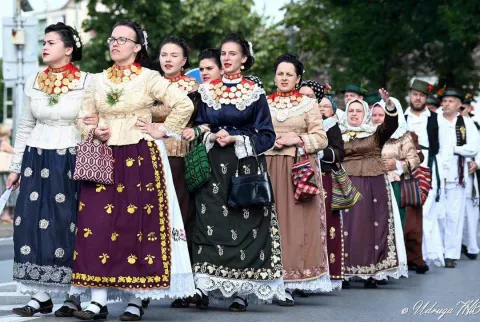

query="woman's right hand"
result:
[94,125,111,142]
[6,173,20,191]
[182,128,196,142]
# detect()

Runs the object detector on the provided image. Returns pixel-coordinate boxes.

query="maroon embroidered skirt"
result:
[322,173,344,280]
[72,140,171,290]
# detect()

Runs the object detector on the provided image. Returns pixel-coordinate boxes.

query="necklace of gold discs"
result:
[106,63,142,84]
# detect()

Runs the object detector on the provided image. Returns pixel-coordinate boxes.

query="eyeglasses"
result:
[107,37,138,46]
[319,105,333,109]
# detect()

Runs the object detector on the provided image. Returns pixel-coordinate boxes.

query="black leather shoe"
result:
[190,290,209,310]
[465,253,478,260]
[377,279,389,285]
[229,296,248,312]
[74,301,109,320]
[12,298,53,317]
[364,278,377,289]
[141,298,150,309]
[342,280,351,289]
[55,300,81,317]
[415,263,430,274]
[294,289,309,298]
[444,258,457,268]
[171,298,189,308]
[119,303,144,321]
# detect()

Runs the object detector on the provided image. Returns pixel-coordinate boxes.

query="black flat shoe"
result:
[364,278,377,289]
[12,298,53,317]
[342,280,351,289]
[415,263,429,274]
[229,296,248,312]
[190,290,209,310]
[444,258,456,268]
[119,303,144,321]
[465,253,477,260]
[74,301,109,320]
[171,298,189,308]
[278,291,294,307]
[377,279,389,285]
[294,289,309,298]
[55,300,81,317]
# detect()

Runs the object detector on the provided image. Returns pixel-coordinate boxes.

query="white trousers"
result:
[437,184,466,259]
[462,176,479,254]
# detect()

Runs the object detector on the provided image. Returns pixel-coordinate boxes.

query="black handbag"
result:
[227,138,274,208]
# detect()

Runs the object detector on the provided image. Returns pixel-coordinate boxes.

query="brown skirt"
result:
[266,155,329,284]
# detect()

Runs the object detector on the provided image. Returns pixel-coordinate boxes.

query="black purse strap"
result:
[235,136,261,176]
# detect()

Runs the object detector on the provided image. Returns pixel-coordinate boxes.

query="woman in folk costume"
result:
[188,33,284,312]
[265,56,329,306]
[198,48,223,84]
[7,23,96,317]
[154,36,199,265]
[373,98,427,275]
[70,20,195,321]
[339,93,406,289]
[300,81,345,291]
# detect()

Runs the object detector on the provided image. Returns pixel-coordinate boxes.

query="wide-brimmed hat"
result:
[340,84,367,95]
[409,79,433,95]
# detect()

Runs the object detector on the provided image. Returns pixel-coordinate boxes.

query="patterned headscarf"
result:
[339,99,378,142]
[323,95,337,113]
[300,80,325,101]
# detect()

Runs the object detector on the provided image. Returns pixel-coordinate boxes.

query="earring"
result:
[241,65,245,70]
[181,67,184,72]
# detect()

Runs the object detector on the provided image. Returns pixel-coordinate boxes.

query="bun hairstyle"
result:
[198,48,221,69]
[44,22,83,62]
[113,19,150,67]
[273,54,304,84]
[159,36,191,73]
[220,33,254,71]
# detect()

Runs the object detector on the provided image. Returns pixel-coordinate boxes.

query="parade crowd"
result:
[4,20,480,321]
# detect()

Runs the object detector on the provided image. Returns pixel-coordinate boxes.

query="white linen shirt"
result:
[405,107,430,168]
[9,71,92,173]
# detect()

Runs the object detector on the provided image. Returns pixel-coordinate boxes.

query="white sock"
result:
[233,297,246,306]
[196,288,208,297]
[125,296,142,316]
[64,295,80,310]
[27,292,50,309]
[285,290,294,302]
[86,288,107,314]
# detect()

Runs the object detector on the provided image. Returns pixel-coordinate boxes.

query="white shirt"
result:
[10,71,92,173]
[405,107,430,167]
[438,113,480,184]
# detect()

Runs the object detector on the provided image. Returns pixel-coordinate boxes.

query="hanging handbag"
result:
[400,161,422,208]
[228,138,274,208]
[184,127,211,192]
[73,129,114,185]
[291,143,321,203]
[400,161,423,207]
[331,164,362,210]
[412,165,431,205]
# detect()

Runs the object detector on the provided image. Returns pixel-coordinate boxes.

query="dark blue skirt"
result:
[13,146,79,292]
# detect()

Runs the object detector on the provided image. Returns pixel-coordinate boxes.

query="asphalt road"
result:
[0,238,479,322]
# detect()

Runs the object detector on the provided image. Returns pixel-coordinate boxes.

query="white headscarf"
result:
[339,99,378,142]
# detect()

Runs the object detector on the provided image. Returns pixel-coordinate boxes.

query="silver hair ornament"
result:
[248,41,254,57]
[143,30,148,50]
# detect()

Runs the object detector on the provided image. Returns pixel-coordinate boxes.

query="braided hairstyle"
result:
[44,22,83,62]
[219,33,254,71]
[113,19,150,67]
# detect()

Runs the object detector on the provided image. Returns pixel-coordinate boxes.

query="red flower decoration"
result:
[437,87,445,96]
[427,85,434,92]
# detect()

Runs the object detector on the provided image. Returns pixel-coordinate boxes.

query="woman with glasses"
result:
[300,81,345,291]
[69,20,195,321]
[7,22,97,318]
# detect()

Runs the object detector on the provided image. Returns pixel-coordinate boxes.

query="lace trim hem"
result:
[285,274,333,292]
[194,273,286,303]
[269,97,315,122]
[202,132,215,153]
[16,281,70,297]
[344,263,408,281]
[199,83,265,111]
[424,256,445,267]
[14,262,72,285]
[69,272,196,301]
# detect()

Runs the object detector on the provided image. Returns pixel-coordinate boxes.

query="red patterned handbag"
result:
[73,129,114,185]
[291,143,320,203]
[412,165,431,205]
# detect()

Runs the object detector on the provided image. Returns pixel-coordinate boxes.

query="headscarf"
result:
[339,99,378,142]
[323,95,337,113]
[321,95,338,131]
[299,80,325,101]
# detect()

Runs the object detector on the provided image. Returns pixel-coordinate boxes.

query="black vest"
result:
[405,111,439,168]
[456,115,467,186]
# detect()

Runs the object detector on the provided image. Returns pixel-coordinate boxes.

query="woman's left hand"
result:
[136,117,165,139]
[216,135,236,147]
[379,88,390,106]
[81,113,99,126]
[276,135,302,147]
[382,158,397,171]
